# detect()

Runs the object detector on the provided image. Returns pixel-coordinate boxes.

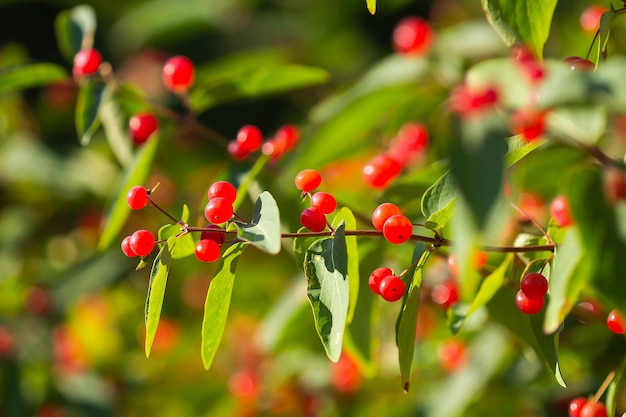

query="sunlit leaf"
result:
[606,358,626,417]
[304,223,349,362]
[332,208,359,324]
[529,309,567,387]
[99,88,134,167]
[233,191,281,255]
[0,63,68,93]
[158,224,196,259]
[144,236,175,357]
[201,243,247,369]
[366,0,376,14]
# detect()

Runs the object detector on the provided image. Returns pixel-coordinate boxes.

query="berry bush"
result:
[2,0,626,416]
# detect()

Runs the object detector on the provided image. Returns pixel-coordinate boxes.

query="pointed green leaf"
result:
[98,136,160,250]
[506,136,545,166]
[597,9,616,63]
[396,243,429,392]
[607,357,626,417]
[233,191,281,255]
[332,208,359,324]
[304,223,349,362]
[529,309,566,387]
[55,5,97,62]
[189,65,330,113]
[480,0,557,58]
[0,63,68,93]
[201,242,247,369]
[422,170,456,219]
[144,236,175,357]
[75,79,106,146]
[99,88,134,167]
[366,0,376,14]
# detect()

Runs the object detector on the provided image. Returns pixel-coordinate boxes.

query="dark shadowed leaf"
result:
[75,79,106,146]
[55,5,97,62]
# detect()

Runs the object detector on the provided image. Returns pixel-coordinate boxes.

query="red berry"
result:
[208,181,237,204]
[580,5,608,33]
[510,45,544,81]
[129,230,155,257]
[162,55,195,93]
[448,251,489,275]
[204,197,234,224]
[300,207,327,232]
[565,56,595,72]
[378,275,406,302]
[369,267,393,295]
[382,214,413,244]
[129,113,158,145]
[310,192,337,214]
[371,202,402,231]
[331,353,362,393]
[262,125,300,160]
[517,192,546,222]
[388,122,429,166]
[520,272,549,299]
[73,48,102,77]
[437,339,467,372]
[511,109,547,142]
[228,140,249,160]
[550,195,574,227]
[121,236,138,257]
[515,290,544,314]
[431,279,459,308]
[604,168,626,202]
[449,84,499,115]
[126,185,149,210]
[362,153,402,189]
[569,397,588,417]
[195,239,221,262]
[580,402,607,417]
[607,308,626,334]
[200,224,226,245]
[295,169,322,193]
[235,125,263,153]
[392,16,434,56]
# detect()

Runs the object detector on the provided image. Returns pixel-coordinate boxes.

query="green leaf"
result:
[449,253,514,333]
[547,106,607,145]
[293,228,320,270]
[331,208,359,324]
[506,136,545,166]
[543,229,585,333]
[75,79,106,146]
[366,0,376,14]
[233,191,281,255]
[55,5,97,62]
[607,357,626,417]
[0,63,68,93]
[144,236,175,357]
[529,308,567,387]
[480,0,557,58]
[304,223,349,362]
[597,9,616,63]
[189,65,330,113]
[158,222,196,260]
[396,243,429,392]
[98,136,160,251]
[422,170,456,219]
[99,88,134,167]
[201,242,247,370]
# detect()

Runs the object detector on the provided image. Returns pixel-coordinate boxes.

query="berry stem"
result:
[591,370,615,404]
[147,194,185,226]
[510,200,554,245]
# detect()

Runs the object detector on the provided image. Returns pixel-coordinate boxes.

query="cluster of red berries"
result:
[121,229,156,258]
[371,202,413,244]
[368,267,406,302]
[228,124,300,161]
[515,272,548,315]
[295,169,337,232]
[392,16,434,56]
[362,122,429,189]
[195,224,227,263]
[568,397,607,417]
[204,181,237,225]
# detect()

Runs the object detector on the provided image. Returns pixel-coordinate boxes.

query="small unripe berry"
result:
[126,186,149,210]
[382,214,413,244]
[162,55,195,93]
[520,272,549,299]
[195,239,221,262]
[378,275,406,302]
[73,48,102,77]
[310,192,337,214]
[515,290,544,314]
[204,198,234,224]
[369,267,393,295]
[295,169,322,193]
[130,230,155,257]
[300,207,327,232]
[129,113,158,145]
[371,202,402,231]
[208,181,237,204]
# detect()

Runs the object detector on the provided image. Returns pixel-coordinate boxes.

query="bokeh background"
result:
[1,0,625,416]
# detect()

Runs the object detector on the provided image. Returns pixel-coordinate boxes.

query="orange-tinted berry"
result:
[310,192,337,214]
[382,214,413,244]
[371,202,402,231]
[295,169,322,193]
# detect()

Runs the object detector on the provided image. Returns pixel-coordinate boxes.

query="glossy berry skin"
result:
[227,140,248,160]
[362,153,401,189]
[551,195,574,227]
[235,125,263,153]
[195,239,221,263]
[369,267,393,295]
[580,5,607,33]
[431,279,459,308]
[569,397,588,417]
[580,402,607,417]
[126,186,149,210]
[372,202,402,231]
[73,48,102,77]
[378,275,406,302]
[201,224,226,245]
[607,308,626,334]
[520,272,549,299]
[515,290,544,314]
[300,207,327,232]
[129,113,158,145]
[295,169,322,193]
[162,55,195,93]
[392,16,434,56]
[511,109,546,142]
[382,214,413,244]
[311,192,337,214]
[129,230,155,257]
[565,56,595,72]
[204,197,234,224]
[121,236,138,257]
[262,124,300,160]
[208,181,237,204]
